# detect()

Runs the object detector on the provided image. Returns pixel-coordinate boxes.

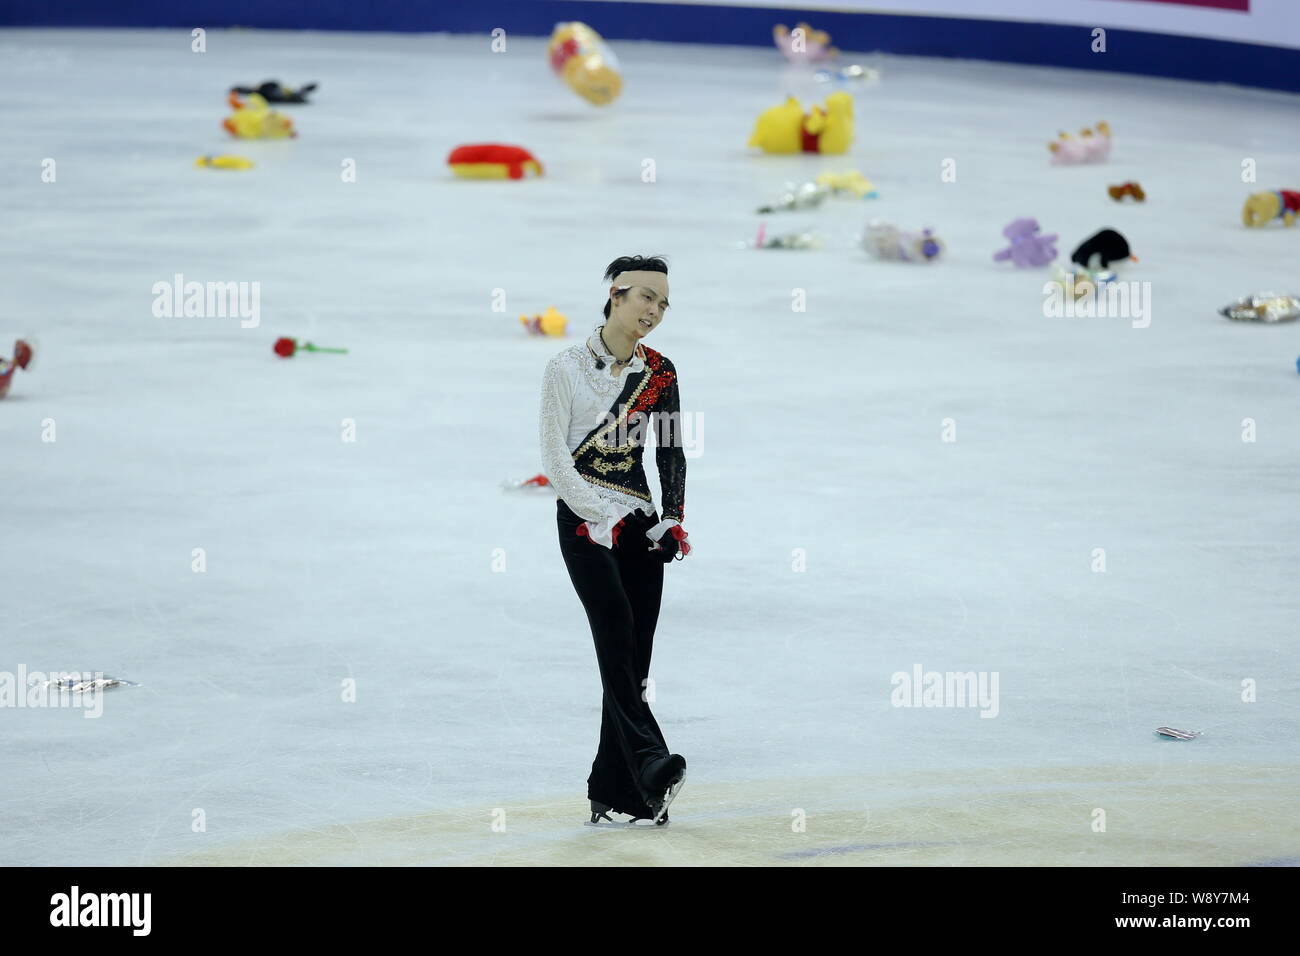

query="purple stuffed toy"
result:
[993,217,1058,268]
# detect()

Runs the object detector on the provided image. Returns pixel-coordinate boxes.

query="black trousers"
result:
[557,498,670,816]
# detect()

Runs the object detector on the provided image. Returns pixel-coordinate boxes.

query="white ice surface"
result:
[2,27,1299,866]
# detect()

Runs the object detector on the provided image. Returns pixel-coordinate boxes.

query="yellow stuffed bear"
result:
[1242,190,1300,228]
[747,96,804,153]
[812,92,853,154]
[520,306,567,336]
[747,92,853,155]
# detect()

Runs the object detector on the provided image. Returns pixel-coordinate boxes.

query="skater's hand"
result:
[648,524,690,562]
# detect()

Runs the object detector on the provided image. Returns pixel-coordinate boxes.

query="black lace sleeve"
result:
[654,360,687,522]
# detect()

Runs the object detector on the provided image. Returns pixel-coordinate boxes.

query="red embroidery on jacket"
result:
[627,348,674,418]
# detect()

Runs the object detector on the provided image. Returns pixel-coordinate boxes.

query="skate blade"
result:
[584,818,670,829]
[650,770,686,826]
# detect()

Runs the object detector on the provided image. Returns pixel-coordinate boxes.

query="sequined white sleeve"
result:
[539,355,619,524]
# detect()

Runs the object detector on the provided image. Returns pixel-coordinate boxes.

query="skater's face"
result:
[608,271,669,339]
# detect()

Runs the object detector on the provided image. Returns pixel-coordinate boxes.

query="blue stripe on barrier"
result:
[3,1,1298,94]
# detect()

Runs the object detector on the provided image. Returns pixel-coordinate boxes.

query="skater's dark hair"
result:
[603,255,668,319]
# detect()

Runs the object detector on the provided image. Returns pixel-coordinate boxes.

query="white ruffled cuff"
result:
[582,503,637,550]
[644,517,680,547]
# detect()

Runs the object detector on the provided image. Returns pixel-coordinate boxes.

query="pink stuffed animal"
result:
[1049,122,1111,165]
[773,23,837,62]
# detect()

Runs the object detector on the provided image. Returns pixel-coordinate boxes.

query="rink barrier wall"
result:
[5,0,1300,94]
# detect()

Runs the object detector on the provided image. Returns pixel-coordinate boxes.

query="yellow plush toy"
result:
[816,170,877,198]
[1242,190,1300,227]
[810,92,853,154]
[747,96,804,153]
[747,92,853,155]
[223,91,296,139]
[520,306,567,336]
[195,155,254,170]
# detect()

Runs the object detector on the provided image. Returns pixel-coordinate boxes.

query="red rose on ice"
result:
[273,337,296,357]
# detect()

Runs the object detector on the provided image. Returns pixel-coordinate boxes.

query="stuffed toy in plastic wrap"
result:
[223,91,296,139]
[1048,122,1110,165]
[548,22,622,106]
[773,22,837,63]
[863,222,943,263]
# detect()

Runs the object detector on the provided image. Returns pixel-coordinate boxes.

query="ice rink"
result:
[2,26,1298,866]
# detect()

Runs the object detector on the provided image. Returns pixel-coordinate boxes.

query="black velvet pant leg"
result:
[557,499,668,815]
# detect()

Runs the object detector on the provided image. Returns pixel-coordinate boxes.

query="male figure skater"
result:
[538,255,691,826]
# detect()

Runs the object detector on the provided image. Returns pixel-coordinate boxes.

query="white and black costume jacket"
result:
[539,326,687,550]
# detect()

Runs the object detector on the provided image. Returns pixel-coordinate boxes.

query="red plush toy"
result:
[501,473,553,493]
[447,144,543,180]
